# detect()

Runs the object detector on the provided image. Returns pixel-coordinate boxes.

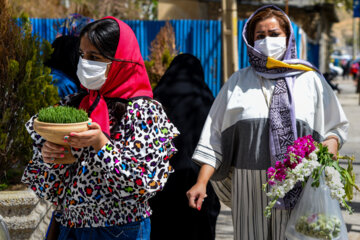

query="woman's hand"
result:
[186,182,208,211]
[41,141,66,163]
[186,164,215,211]
[64,122,108,152]
[322,136,339,160]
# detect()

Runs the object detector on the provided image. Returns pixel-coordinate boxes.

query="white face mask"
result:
[76,57,111,90]
[254,36,287,60]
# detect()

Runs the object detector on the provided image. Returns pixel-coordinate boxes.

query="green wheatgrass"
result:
[37,106,88,123]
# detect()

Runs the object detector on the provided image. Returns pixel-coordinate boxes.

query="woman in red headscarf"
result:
[22,17,179,240]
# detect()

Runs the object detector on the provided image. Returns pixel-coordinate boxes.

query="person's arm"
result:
[69,99,179,199]
[315,72,349,158]
[22,115,71,203]
[186,164,215,210]
[186,73,239,210]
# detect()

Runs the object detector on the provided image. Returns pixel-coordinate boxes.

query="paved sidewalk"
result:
[215,78,360,240]
[215,202,233,240]
[337,79,360,240]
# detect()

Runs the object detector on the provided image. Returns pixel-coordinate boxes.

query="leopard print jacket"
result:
[22,96,179,228]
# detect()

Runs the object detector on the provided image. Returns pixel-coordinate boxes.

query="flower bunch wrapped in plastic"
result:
[295,213,341,239]
[263,135,359,218]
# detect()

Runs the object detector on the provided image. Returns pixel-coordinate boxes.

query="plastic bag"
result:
[285,174,348,240]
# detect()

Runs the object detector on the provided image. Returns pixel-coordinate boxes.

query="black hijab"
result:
[153,53,215,171]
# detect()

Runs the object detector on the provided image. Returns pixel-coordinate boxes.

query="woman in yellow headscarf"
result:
[187,5,348,240]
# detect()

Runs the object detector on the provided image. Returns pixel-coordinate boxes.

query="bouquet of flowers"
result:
[263,135,359,239]
[263,135,359,217]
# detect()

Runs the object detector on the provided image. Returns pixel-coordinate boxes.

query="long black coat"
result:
[149,53,221,240]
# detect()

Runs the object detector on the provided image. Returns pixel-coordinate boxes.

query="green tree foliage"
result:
[325,0,353,11]
[71,0,158,20]
[9,0,158,19]
[0,0,59,183]
[144,22,178,88]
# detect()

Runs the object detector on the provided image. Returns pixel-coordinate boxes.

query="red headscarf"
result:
[79,16,153,136]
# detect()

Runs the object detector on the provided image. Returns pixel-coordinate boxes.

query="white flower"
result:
[307,160,321,174]
[296,175,305,182]
[266,148,322,204]
[276,186,286,198]
[282,178,295,193]
[308,150,318,161]
[324,166,345,203]
[302,167,312,177]
[294,169,306,182]
[292,159,320,182]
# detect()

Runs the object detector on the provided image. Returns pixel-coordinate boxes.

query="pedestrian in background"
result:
[187,5,348,240]
[45,14,93,98]
[350,61,359,81]
[341,58,350,80]
[45,35,80,98]
[22,17,179,240]
[150,53,220,240]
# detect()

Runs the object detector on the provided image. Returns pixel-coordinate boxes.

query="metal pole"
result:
[221,0,229,83]
[358,18,360,105]
[222,0,238,83]
[231,0,239,72]
[353,17,357,60]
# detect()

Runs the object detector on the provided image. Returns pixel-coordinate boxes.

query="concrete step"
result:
[0,190,54,240]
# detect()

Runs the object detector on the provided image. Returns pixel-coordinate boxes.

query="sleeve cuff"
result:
[192,144,222,170]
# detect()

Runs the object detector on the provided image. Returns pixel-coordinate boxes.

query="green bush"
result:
[0,0,59,184]
[38,106,88,123]
[144,22,177,88]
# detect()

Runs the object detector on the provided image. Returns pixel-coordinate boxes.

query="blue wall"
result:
[27,18,302,97]
[28,18,222,96]
[307,42,320,68]
[127,20,222,96]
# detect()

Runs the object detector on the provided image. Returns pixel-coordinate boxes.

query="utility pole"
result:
[222,0,239,83]
[353,17,357,60]
[353,0,360,104]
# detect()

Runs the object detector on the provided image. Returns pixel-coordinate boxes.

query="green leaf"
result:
[331,160,342,172]
[342,170,355,185]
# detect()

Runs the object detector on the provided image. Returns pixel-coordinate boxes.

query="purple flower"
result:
[283,158,297,169]
[267,167,276,179]
[266,135,317,184]
[268,180,276,186]
[275,168,287,181]
[274,161,287,181]
[275,161,284,169]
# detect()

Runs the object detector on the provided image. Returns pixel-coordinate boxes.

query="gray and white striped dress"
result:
[193,67,348,240]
